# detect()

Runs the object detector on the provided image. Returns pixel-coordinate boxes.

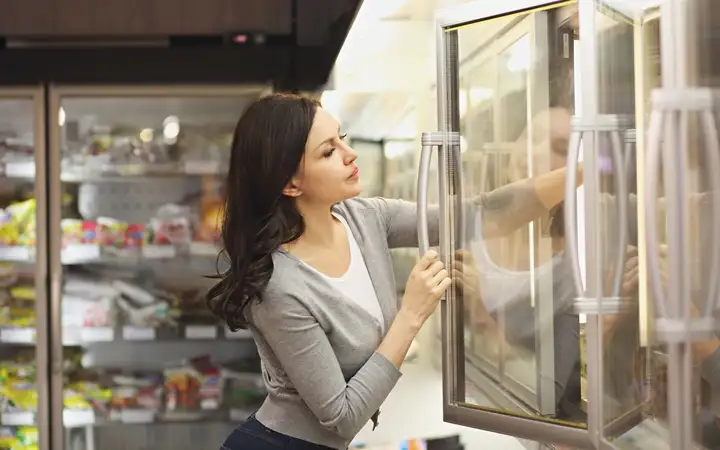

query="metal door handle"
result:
[417,134,434,256]
[645,110,668,317]
[700,111,720,316]
[610,130,629,298]
[564,129,585,296]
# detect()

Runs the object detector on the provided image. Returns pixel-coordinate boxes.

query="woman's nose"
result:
[345,147,358,164]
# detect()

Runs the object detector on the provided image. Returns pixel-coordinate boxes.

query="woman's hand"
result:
[399,250,452,328]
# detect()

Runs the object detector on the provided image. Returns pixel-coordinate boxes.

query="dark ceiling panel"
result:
[0,46,289,85]
[0,0,362,90]
[0,0,293,36]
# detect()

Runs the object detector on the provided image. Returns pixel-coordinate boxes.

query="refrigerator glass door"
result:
[0,87,49,450]
[47,85,269,450]
[431,1,593,447]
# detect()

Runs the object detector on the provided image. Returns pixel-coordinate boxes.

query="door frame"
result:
[0,86,50,450]
[434,1,595,447]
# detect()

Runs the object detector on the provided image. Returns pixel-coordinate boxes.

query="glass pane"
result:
[594,2,652,445]
[450,4,585,426]
[0,95,42,447]
[598,1,720,449]
[55,92,265,449]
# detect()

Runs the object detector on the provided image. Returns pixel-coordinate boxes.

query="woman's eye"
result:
[324,148,336,158]
[339,133,348,140]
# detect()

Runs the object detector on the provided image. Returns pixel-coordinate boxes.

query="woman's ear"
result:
[282,178,302,197]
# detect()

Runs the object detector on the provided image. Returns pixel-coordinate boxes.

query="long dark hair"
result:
[207,93,320,330]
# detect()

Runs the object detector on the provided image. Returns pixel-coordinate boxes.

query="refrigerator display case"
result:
[0,87,48,450]
[41,85,269,450]
[417,0,720,449]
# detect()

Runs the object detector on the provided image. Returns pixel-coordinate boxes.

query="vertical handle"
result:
[564,129,585,296]
[700,111,720,316]
[645,110,668,317]
[417,136,433,256]
[610,130,629,298]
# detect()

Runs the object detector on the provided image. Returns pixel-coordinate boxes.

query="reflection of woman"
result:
[208,93,577,450]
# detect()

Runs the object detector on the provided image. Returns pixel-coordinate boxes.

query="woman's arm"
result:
[377,165,583,249]
[249,289,419,440]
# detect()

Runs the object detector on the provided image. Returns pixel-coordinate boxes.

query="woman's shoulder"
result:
[247,252,310,321]
[335,196,387,214]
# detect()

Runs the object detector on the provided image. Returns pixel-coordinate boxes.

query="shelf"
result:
[0,325,252,345]
[0,407,254,428]
[1,161,227,182]
[0,242,220,265]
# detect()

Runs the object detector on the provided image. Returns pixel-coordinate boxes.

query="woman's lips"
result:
[349,166,359,179]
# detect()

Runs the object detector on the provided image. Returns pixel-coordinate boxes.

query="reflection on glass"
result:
[450,4,585,425]
[599,2,720,449]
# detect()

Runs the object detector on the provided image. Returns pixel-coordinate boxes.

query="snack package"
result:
[125,224,145,250]
[164,367,201,412]
[164,356,224,412]
[146,204,192,247]
[97,217,129,249]
[0,199,36,247]
[61,219,98,246]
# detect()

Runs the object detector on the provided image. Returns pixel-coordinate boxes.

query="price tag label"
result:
[184,161,221,174]
[0,246,31,262]
[63,409,95,427]
[189,241,218,256]
[62,244,100,263]
[80,327,114,342]
[185,326,217,340]
[0,328,35,343]
[2,411,34,426]
[5,161,36,178]
[122,327,156,341]
[142,245,176,259]
[121,409,155,424]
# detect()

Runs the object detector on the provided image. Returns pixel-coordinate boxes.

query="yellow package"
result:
[10,287,35,302]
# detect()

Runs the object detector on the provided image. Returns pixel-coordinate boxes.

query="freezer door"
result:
[0,87,49,450]
[424,1,595,447]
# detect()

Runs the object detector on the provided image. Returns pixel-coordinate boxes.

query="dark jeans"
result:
[221,414,339,450]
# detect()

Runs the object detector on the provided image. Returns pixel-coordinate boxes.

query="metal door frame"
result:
[0,86,49,450]
[46,83,270,450]
[432,1,595,447]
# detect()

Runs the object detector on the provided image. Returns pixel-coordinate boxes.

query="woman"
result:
[208,93,573,450]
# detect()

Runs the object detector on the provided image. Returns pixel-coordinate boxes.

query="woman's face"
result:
[511,107,572,178]
[290,107,362,205]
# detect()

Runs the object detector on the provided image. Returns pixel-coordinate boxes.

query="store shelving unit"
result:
[0,86,270,450]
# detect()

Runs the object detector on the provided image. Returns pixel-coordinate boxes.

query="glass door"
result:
[47,86,270,450]
[419,1,596,448]
[0,87,49,450]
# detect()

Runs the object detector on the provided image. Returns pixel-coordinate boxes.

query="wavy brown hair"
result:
[206,93,320,330]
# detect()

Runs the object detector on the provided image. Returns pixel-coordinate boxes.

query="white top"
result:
[307,214,385,332]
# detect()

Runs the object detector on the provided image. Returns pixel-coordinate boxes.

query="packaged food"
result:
[146,204,192,247]
[80,221,98,244]
[125,224,145,249]
[60,219,84,245]
[61,219,98,246]
[164,367,201,412]
[164,356,223,412]
[97,217,128,249]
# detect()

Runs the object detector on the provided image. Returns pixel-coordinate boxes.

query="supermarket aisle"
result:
[352,357,526,449]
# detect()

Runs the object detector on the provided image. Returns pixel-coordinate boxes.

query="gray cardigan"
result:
[247,181,545,449]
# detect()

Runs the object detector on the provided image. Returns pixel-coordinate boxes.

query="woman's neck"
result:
[293,200,340,248]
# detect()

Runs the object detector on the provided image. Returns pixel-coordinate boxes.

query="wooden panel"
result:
[0,0,292,37]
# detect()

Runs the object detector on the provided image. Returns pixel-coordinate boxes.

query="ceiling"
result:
[325,0,526,140]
